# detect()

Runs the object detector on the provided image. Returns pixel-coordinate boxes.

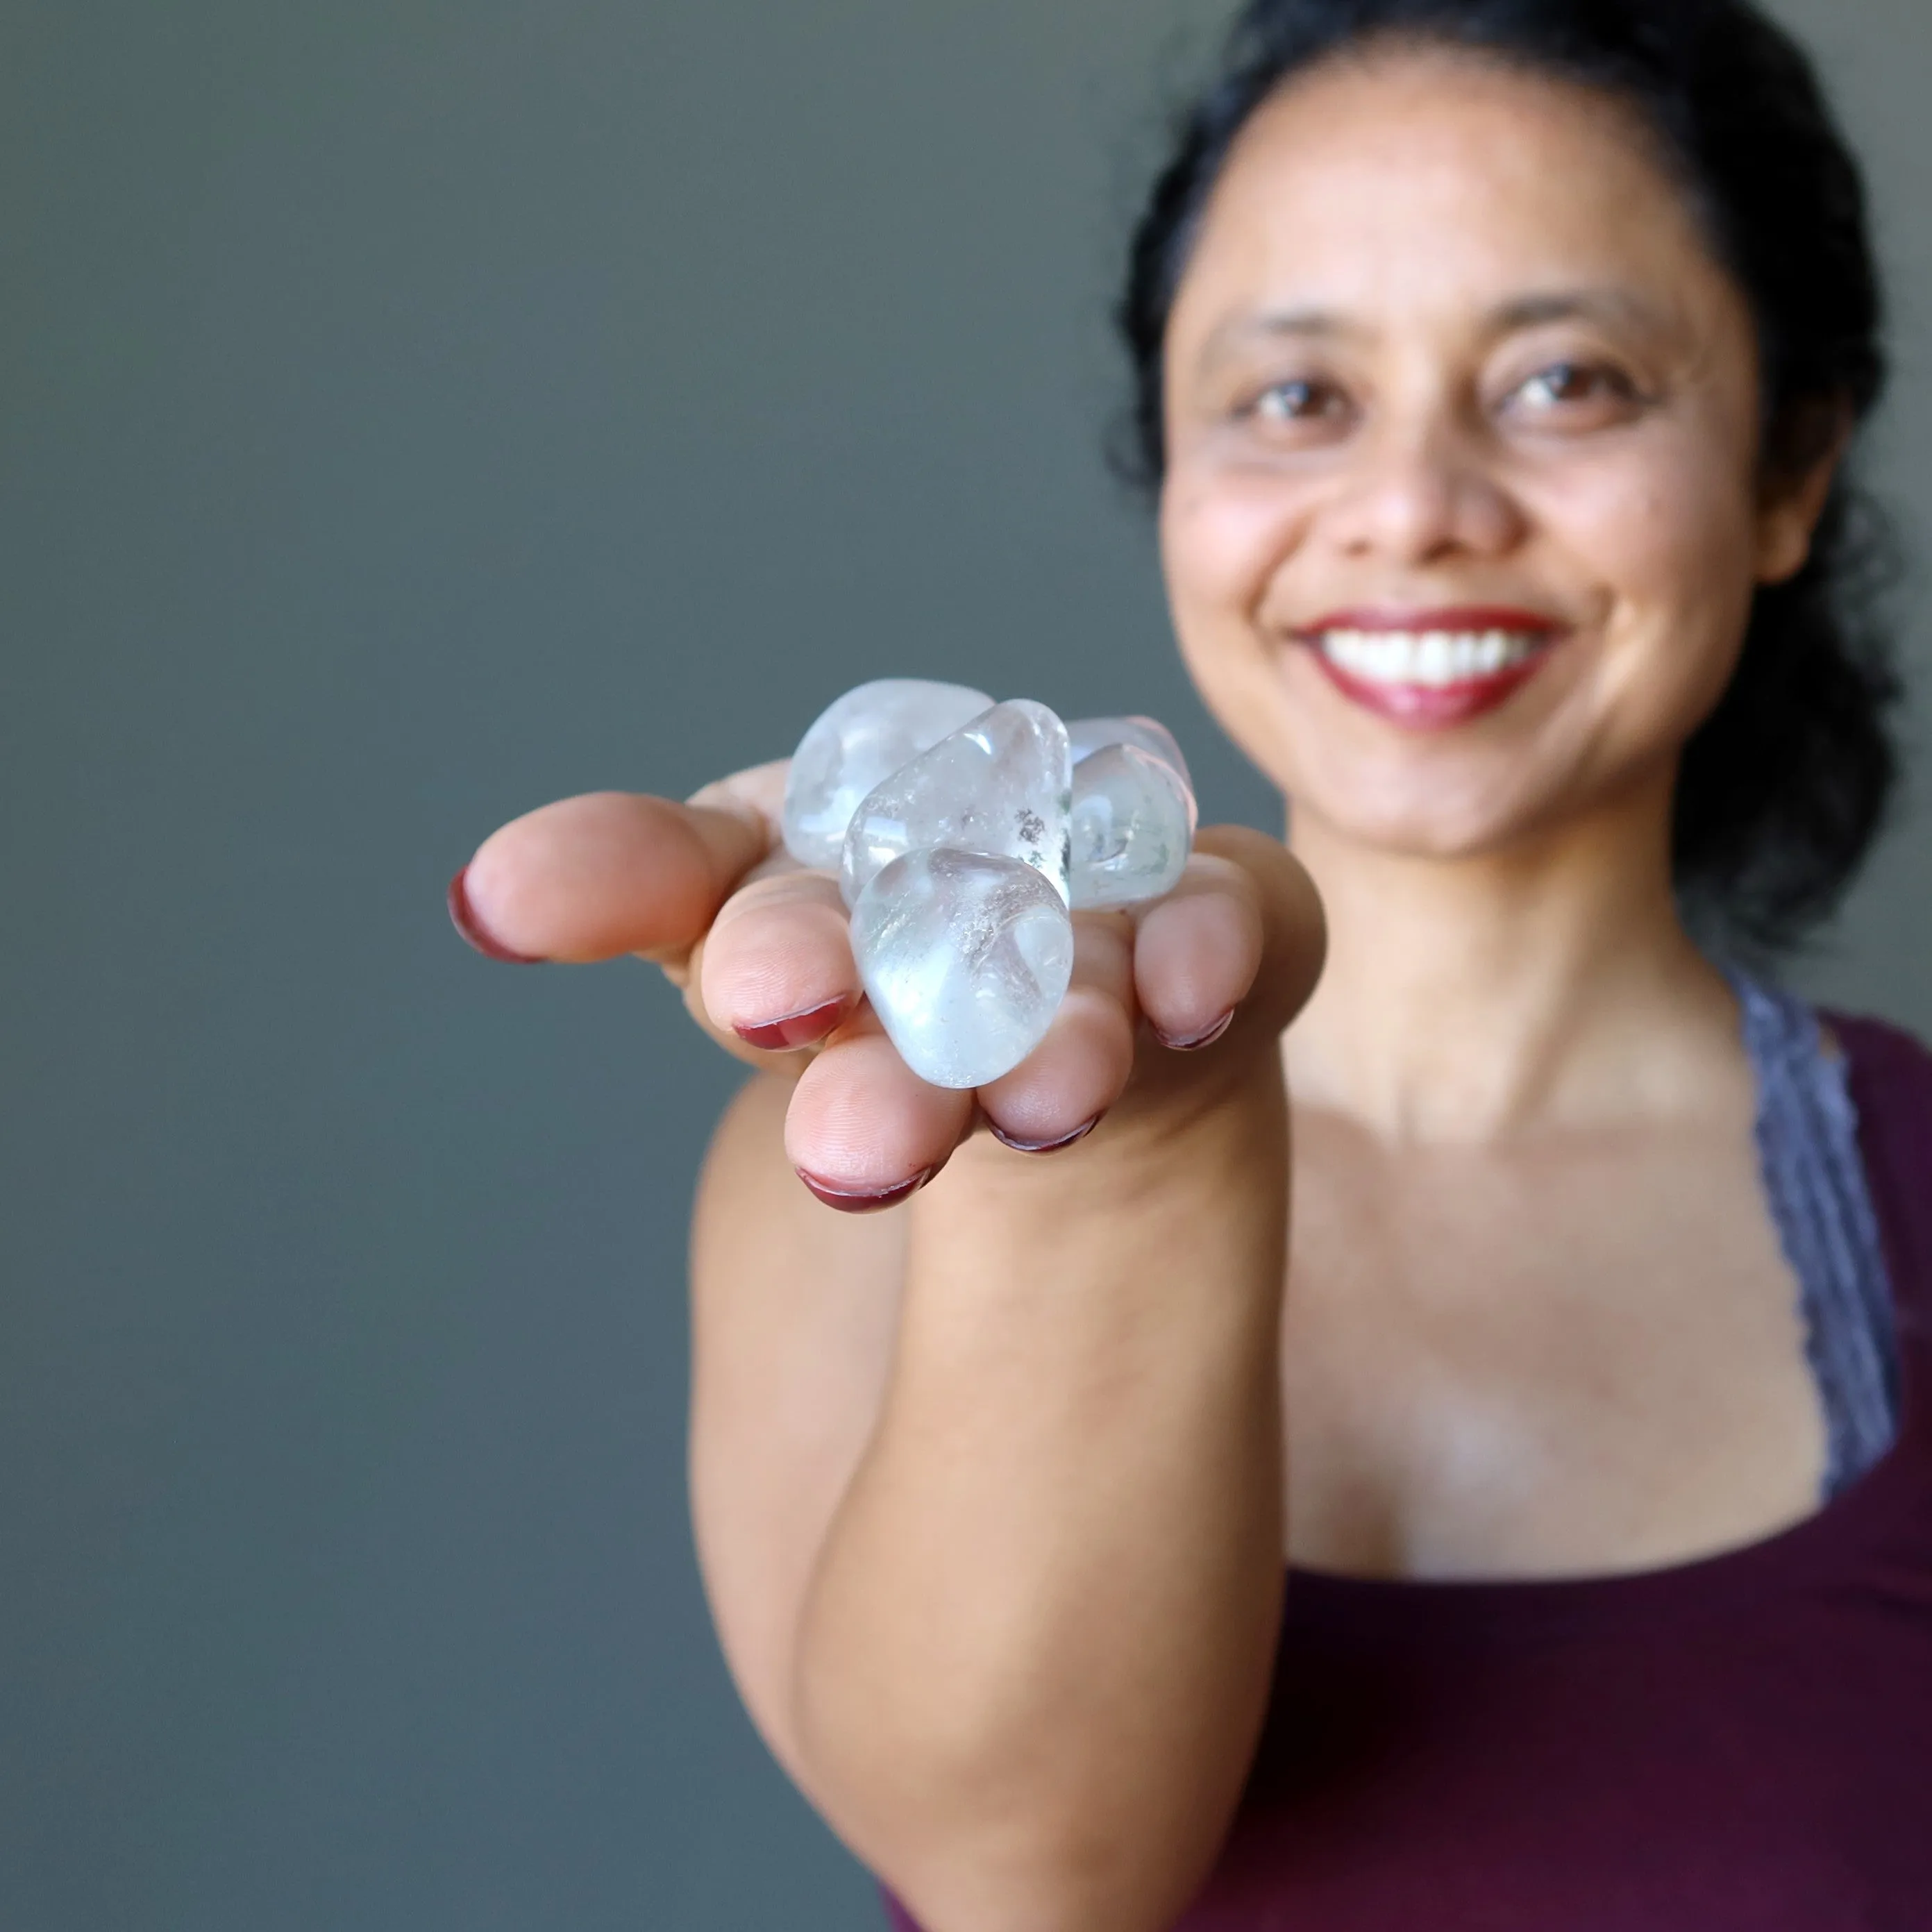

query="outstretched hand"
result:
[451,763,1325,1207]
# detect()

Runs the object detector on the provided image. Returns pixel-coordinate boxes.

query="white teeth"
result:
[1315,628,1547,688]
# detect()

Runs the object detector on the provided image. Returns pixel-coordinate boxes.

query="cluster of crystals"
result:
[781,680,1197,1089]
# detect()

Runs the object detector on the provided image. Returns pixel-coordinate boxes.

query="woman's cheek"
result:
[1535,442,1758,716]
[1161,462,1313,641]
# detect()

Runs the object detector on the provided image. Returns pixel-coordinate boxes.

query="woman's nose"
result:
[1326,422,1524,566]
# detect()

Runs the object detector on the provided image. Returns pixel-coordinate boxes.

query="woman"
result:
[448,1,1932,1925]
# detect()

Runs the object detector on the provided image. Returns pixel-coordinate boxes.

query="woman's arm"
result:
[691,832,1317,1932]
[689,1068,911,1790]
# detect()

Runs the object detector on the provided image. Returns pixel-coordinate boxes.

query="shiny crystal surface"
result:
[851,848,1075,1089]
[1068,742,1197,910]
[841,700,1073,908]
[782,679,995,870]
[1066,715,1193,793]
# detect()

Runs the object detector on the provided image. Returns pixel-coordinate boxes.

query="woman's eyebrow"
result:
[1196,308,1357,371]
[1486,287,1667,334]
[1196,287,1667,371]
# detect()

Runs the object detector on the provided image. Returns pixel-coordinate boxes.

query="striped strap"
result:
[1732,971,1901,1498]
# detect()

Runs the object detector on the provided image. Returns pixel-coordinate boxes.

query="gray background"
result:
[3,2,1926,1926]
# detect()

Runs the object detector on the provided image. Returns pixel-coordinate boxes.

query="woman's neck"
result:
[1282,778,1745,1145]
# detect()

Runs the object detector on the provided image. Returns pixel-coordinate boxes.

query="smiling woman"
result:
[1124,0,1897,955]
[448,1,1932,1928]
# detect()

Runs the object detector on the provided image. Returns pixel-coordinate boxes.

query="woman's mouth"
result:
[1296,608,1565,728]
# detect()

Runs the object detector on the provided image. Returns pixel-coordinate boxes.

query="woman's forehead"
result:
[1170,48,1724,342]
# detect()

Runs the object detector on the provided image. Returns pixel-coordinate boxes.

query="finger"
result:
[453,764,786,966]
[784,1023,976,1211]
[1132,828,1325,1054]
[975,912,1137,1152]
[698,870,862,1052]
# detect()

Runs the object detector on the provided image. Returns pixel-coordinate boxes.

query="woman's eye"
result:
[1250,378,1347,424]
[1511,361,1638,414]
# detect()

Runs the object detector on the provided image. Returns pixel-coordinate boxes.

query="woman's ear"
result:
[1755,398,1852,587]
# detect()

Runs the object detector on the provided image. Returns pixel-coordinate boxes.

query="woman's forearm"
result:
[791,1066,1291,1932]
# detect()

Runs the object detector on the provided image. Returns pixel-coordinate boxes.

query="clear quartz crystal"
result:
[1068,742,1198,909]
[782,679,995,870]
[841,700,1073,908]
[1066,715,1193,794]
[851,848,1075,1089]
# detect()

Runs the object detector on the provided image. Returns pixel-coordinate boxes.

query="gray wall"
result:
[3,3,1926,1926]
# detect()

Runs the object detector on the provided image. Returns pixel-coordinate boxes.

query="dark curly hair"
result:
[1116,0,1901,953]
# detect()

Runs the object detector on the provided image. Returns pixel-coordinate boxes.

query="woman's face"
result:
[1159,47,1832,860]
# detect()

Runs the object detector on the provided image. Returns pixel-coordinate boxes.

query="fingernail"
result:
[733,997,851,1052]
[988,1116,1102,1156]
[1154,1010,1234,1052]
[448,868,544,964]
[794,1166,939,1214]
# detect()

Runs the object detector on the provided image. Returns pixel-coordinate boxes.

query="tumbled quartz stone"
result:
[1066,715,1193,795]
[1068,742,1198,910]
[841,699,1073,909]
[782,679,995,870]
[851,848,1075,1089]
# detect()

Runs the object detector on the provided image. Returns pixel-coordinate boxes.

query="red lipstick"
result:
[1295,607,1568,731]
[1309,653,1549,727]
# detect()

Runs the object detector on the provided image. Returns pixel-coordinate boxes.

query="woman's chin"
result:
[1277,730,1598,862]
[1286,791,1549,866]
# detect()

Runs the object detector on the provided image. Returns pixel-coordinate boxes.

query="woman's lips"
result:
[1309,649,1552,727]
[1293,608,1567,730]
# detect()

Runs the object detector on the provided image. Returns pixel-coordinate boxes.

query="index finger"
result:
[451,761,788,967]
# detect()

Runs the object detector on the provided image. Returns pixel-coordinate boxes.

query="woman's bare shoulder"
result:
[689,1074,908,1783]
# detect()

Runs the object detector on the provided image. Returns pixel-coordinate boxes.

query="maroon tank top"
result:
[883,1014,1932,1931]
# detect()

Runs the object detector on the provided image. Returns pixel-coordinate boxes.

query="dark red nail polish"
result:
[733,998,851,1052]
[448,868,543,964]
[794,1166,939,1214]
[988,1116,1102,1156]
[1155,1009,1235,1052]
